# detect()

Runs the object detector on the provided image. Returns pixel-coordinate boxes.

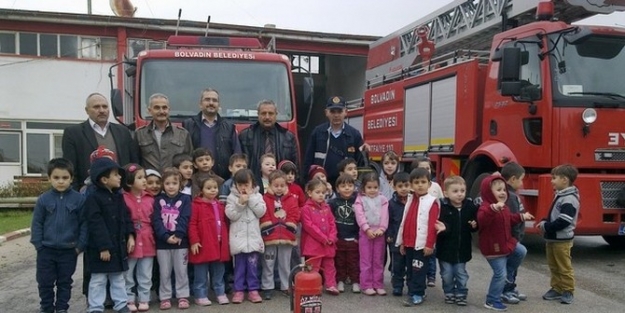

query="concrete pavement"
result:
[1,235,623,312]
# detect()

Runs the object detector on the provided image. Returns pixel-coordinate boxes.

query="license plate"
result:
[619,223,625,236]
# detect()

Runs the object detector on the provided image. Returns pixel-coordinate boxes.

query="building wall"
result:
[0,57,114,185]
[0,57,114,121]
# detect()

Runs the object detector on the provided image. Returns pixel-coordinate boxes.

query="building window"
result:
[127,38,166,58]
[60,35,78,58]
[0,132,21,163]
[40,34,58,57]
[53,134,63,158]
[291,54,320,74]
[80,37,99,59]
[19,32,38,56]
[101,38,118,60]
[26,133,50,174]
[0,32,16,54]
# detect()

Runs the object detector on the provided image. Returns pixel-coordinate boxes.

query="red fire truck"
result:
[109,34,309,142]
[348,0,625,245]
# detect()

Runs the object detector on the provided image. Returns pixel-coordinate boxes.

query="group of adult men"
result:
[62,89,367,190]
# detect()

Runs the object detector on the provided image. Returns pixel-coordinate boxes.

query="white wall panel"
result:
[0,57,115,122]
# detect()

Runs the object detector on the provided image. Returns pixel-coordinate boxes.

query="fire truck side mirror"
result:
[111,89,124,117]
[499,47,523,96]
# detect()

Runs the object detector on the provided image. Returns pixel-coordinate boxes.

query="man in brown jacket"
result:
[135,93,193,172]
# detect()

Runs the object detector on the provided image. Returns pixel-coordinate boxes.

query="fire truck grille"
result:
[595,150,625,162]
[601,181,625,209]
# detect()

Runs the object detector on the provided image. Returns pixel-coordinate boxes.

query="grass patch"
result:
[0,209,33,234]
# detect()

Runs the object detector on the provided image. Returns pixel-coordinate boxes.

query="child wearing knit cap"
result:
[308,165,334,199]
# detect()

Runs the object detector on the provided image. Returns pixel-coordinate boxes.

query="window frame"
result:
[22,130,64,176]
[0,131,22,165]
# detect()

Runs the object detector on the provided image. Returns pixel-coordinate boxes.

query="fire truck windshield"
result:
[550,34,625,106]
[139,59,292,121]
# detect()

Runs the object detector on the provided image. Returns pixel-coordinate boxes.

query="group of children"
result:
[30,146,580,313]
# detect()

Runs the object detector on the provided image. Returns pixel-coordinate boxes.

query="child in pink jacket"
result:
[300,179,340,295]
[354,172,389,296]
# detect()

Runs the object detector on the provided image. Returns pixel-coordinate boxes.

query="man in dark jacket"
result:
[62,93,139,190]
[182,88,241,179]
[239,100,298,187]
[304,96,366,185]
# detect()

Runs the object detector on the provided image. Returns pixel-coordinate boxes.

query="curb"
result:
[0,228,31,245]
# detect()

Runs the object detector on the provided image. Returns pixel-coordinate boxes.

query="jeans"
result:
[485,243,527,303]
[88,272,127,312]
[390,251,409,289]
[125,257,153,303]
[36,247,78,313]
[439,261,469,297]
[193,262,226,298]
[427,249,437,279]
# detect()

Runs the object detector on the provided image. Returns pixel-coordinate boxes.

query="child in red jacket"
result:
[300,178,339,295]
[260,171,301,299]
[477,175,533,312]
[189,177,231,306]
[278,160,306,207]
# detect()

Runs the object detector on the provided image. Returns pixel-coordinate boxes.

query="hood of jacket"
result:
[556,186,579,197]
[479,174,508,205]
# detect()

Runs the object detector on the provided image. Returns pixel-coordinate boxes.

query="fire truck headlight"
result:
[582,108,597,124]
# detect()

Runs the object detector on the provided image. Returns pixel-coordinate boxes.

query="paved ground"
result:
[1,235,624,312]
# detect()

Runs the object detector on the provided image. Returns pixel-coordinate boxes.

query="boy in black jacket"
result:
[501,162,527,303]
[436,175,477,306]
[328,174,360,293]
[386,172,411,296]
[84,158,135,313]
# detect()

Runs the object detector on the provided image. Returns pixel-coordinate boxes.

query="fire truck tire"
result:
[469,173,491,200]
[602,235,625,248]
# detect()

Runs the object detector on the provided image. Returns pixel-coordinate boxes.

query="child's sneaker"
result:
[177,298,190,309]
[512,289,527,301]
[248,291,263,303]
[337,281,345,293]
[376,288,387,296]
[263,290,273,300]
[159,299,172,310]
[560,291,574,304]
[194,298,211,306]
[232,291,245,304]
[501,292,520,304]
[137,302,149,311]
[444,295,455,304]
[455,296,467,306]
[403,294,424,306]
[216,294,230,305]
[363,288,376,296]
[542,288,562,301]
[484,301,507,311]
[117,307,131,313]
[427,277,436,287]
[352,283,361,293]
[326,286,340,295]
[392,287,402,296]
[127,302,138,312]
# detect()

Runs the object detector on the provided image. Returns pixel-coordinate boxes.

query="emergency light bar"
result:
[167,36,263,49]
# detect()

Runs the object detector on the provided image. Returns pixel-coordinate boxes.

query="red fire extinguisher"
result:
[289,257,323,313]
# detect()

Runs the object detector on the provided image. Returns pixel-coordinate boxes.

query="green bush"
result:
[0,181,50,198]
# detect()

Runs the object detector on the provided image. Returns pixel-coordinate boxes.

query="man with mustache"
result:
[135,93,193,172]
[239,99,298,192]
[62,92,139,190]
[183,88,242,179]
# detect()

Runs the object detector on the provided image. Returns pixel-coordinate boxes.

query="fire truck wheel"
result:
[468,173,491,200]
[602,236,625,248]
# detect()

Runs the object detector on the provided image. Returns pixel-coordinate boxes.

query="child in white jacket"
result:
[225,169,267,304]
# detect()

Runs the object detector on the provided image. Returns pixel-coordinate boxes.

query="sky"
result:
[0,0,624,37]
